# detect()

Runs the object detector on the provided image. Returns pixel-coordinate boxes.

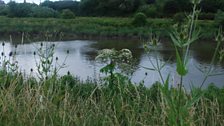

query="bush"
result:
[31,6,59,18]
[0,6,9,16]
[163,0,179,15]
[215,10,224,27]
[61,9,75,19]
[137,5,157,18]
[198,13,215,20]
[132,12,147,26]
[173,12,186,24]
[8,2,33,17]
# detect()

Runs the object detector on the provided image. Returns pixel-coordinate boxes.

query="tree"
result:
[163,0,192,16]
[31,6,59,18]
[200,0,224,13]
[41,1,79,15]
[8,2,35,17]
[0,5,9,16]
[79,0,144,16]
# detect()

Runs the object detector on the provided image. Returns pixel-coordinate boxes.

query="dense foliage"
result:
[132,12,147,26]
[61,9,75,19]
[0,0,223,18]
[0,16,217,39]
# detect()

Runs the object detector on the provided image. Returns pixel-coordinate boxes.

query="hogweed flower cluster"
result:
[96,48,134,75]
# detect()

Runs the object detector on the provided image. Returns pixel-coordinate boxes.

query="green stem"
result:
[177,75,183,126]
[155,54,165,84]
[200,38,222,88]
[184,3,197,64]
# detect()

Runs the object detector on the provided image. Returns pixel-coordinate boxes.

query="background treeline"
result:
[0,0,224,19]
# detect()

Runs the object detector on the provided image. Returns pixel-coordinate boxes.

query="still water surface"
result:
[1,39,224,89]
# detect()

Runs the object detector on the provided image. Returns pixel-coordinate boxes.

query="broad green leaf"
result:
[175,47,188,76]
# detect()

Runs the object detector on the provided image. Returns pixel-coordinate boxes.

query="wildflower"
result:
[145,72,148,76]
[9,52,13,57]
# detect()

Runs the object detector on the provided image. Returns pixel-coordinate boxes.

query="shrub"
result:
[132,12,147,26]
[0,6,9,16]
[198,13,215,20]
[61,9,75,19]
[137,5,157,18]
[173,12,186,24]
[31,6,59,18]
[215,10,224,28]
[8,2,32,17]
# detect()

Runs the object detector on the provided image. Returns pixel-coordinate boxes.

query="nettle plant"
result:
[95,48,134,87]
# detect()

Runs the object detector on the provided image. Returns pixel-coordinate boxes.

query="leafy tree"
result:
[31,6,59,18]
[79,0,144,16]
[0,5,9,16]
[41,1,79,14]
[79,0,99,16]
[215,10,224,28]
[163,0,192,16]
[138,4,157,18]
[200,0,224,13]
[8,2,35,17]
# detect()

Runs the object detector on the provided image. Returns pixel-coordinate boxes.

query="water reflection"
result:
[0,39,223,89]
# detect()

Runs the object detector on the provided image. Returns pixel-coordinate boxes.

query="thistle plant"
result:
[33,42,69,81]
[199,27,224,88]
[0,42,18,73]
[143,33,166,84]
[143,1,204,125]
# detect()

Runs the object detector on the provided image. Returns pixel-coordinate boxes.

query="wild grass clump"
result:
[0,70,223,126]
[215,10,224,28]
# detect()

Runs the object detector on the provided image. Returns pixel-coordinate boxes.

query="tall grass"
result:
[0,35,223,126]
[0,72,223,126]
[0,16,216,39]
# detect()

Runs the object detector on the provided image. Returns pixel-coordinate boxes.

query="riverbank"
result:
[0,69,223,125]
[0,16,217,40]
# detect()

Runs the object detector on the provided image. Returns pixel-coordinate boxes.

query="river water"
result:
[0,39,224,89]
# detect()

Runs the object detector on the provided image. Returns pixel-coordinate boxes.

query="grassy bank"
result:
[0,71,223,126]
[0,16,217,39]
